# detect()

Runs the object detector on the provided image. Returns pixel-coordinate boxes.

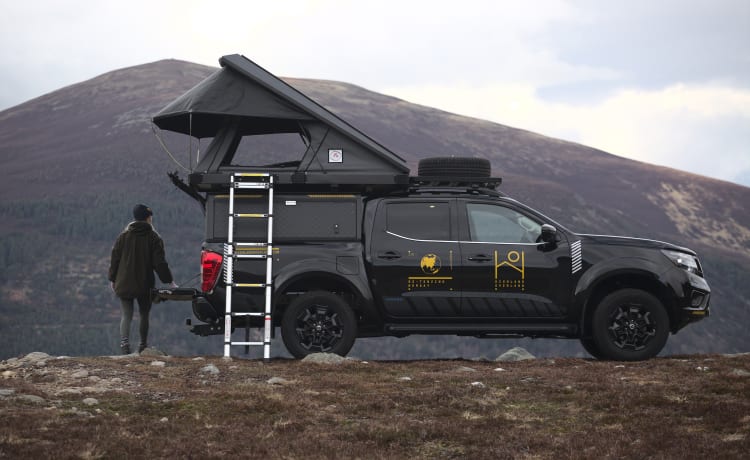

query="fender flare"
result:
[574,257,670,332]
[272,258,376,316]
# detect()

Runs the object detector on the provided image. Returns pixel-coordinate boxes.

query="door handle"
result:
[377,251,401,260]
[468,254,493,262]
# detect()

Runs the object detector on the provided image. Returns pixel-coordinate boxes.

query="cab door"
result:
[458,201,571,319]
[368,198,461,318]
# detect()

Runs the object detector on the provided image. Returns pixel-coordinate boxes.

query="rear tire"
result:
[592,289,669,361]
[418,157,491,178]
[281,291,357,359]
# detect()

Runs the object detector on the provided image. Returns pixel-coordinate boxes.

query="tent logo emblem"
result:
[328,149,343,163]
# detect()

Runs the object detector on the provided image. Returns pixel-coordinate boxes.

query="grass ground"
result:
[1,353,748,459]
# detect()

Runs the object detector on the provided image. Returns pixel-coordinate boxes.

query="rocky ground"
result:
[1,350,749,459]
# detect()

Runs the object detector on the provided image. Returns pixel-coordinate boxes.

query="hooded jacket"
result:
[108,221,173,299]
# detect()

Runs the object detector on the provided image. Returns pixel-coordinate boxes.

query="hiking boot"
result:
[138,343,148,353]
[121,344,131,355]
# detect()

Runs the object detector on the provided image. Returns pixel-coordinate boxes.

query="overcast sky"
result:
[1,0,748,186]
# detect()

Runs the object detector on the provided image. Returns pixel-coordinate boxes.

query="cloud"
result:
[381,82,750,185]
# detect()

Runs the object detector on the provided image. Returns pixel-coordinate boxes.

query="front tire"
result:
[281,291,357,359]
[591,289,670,361]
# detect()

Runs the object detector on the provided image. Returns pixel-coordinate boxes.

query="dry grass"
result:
[1,354,749,459]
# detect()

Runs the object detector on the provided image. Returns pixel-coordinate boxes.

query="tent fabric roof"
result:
[153,54,408,172]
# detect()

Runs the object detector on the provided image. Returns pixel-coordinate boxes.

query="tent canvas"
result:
[153,54,409,184]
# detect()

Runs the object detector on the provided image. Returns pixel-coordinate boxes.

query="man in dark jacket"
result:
[109,204,176,354]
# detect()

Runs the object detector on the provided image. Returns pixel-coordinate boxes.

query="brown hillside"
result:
[0,59,748,359]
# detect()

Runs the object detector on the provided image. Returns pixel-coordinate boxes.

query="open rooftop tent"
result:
[153,54,410,186]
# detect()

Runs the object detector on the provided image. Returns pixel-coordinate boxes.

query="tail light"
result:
[201,250,223,293]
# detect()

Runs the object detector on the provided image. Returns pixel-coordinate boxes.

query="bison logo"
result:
[420,254,441,275]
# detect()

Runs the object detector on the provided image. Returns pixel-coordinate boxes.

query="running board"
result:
[384,323,576,336]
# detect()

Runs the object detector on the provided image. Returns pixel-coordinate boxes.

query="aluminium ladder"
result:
[224,173,274,359]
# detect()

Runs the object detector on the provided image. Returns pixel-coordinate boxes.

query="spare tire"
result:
[418,157,491,178]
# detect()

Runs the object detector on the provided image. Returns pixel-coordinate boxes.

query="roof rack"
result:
[409,176,502,189]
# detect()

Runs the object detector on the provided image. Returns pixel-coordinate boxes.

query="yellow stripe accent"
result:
[235,283,265,288]
[407,277,454,280]
[307,194,356,198]
[236,213,267,218]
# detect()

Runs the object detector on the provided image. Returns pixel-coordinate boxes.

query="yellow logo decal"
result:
[420,253,441,275]
[495,250,525,291]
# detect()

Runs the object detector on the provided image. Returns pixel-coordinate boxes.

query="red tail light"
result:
[201,250,223,293]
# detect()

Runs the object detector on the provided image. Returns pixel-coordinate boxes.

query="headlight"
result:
[662,250,700,274]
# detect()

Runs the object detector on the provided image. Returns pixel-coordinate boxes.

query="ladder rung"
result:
[230,341,264,346]
[234,242,269,247]
[232,312,264,317]
[235,254,268,259]
[234,173,271,177]
[234,183,270,189]
[234,213,271,218]
[234,283,269,288]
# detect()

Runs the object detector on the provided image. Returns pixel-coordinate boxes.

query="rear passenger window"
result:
[386,202,451,240]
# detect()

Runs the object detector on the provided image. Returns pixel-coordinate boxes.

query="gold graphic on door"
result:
[408,251,454,291]
[494,250,525,291]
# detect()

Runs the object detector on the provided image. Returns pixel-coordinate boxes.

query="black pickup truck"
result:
[153,55,710,360]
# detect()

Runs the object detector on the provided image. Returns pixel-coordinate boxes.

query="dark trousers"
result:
[119,294,152,347]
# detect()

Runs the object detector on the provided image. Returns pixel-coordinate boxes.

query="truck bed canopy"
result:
[153,54,409,186]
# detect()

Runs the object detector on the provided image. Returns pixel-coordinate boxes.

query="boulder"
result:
[496,347,536,362]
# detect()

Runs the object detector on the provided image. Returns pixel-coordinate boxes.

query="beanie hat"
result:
[133,204,153,221]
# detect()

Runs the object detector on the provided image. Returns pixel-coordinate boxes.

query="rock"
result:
[496,347,536,362]
[18,394,46,404]
[731,369,750,377]
[494,368,507,372]
[71,370,89,379]
[455,366,477,373]
[57,389,83,396]
[398,376,412,381]
[266,377,292,386]
[160,417,169,423]
[150,361,166,367]
[470,382,485,388]
[200,364,220,375]
[140,347,168,357]
[0,389,16,397]
[82,398,99,406]
[192,357,205,361]
[2,371,17,379]
[301,353,354,364]
[23,352,50,362]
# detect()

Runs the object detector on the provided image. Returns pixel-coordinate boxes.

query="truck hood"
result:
[576,233,697,255]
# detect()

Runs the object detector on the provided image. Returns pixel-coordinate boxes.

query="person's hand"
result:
[169,281,178,289]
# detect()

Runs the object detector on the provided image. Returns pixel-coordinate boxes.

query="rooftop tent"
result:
[153,54,409,185]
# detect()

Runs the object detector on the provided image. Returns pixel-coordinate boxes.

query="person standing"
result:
[108,204,176,354]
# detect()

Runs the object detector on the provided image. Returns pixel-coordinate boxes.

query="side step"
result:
[384,323,576,336]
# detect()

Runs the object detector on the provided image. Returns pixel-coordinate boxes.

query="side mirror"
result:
[540,224,557,244]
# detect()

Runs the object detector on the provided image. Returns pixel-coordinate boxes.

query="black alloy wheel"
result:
[591,289,670,361]
[281,291,357,359]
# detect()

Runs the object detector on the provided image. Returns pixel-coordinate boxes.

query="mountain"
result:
[0,59,748,359]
